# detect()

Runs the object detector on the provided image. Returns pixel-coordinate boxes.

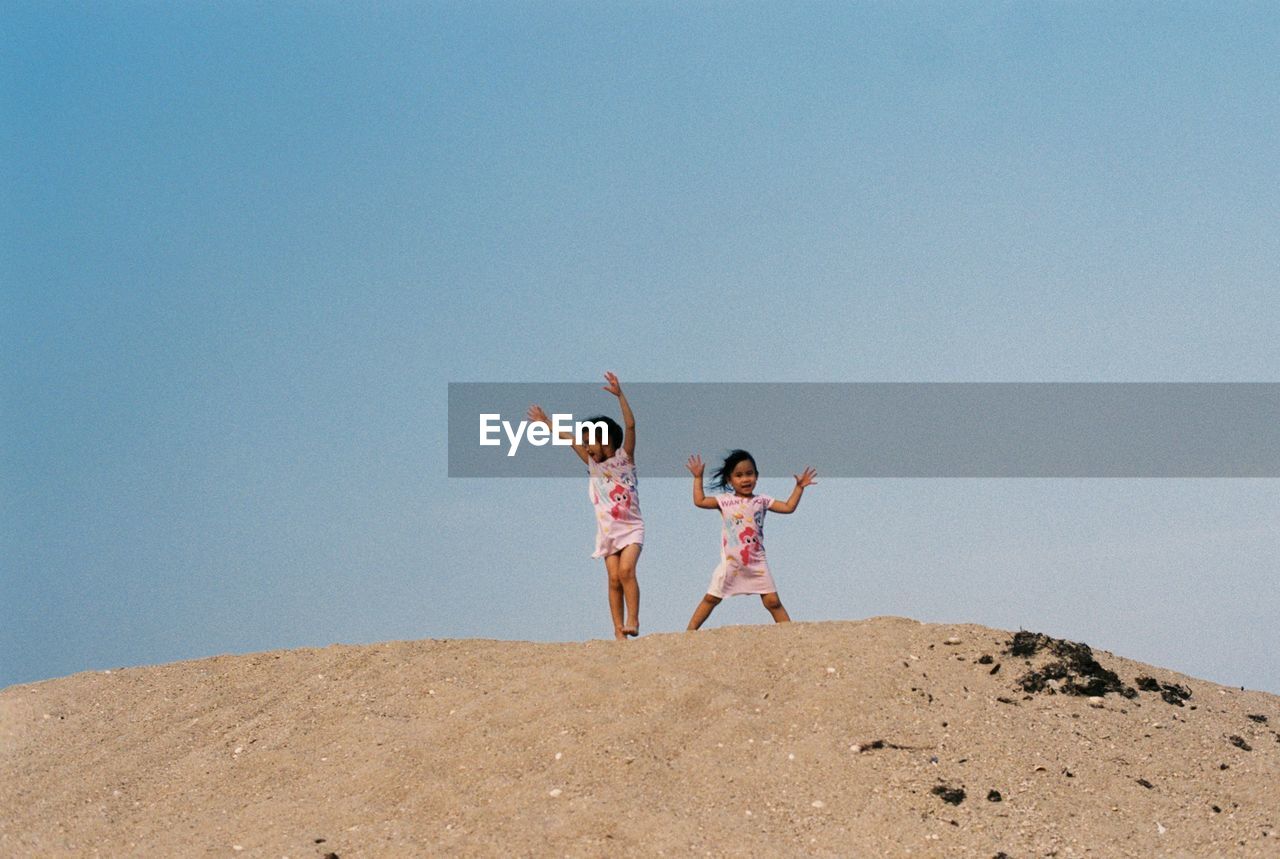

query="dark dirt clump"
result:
[1135,675,1192,706]
[1008,631,1051,658]
[1006,631,1136,699]
[931,784,966,805]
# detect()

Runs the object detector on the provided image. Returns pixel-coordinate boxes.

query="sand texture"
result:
[3,617,1278,857]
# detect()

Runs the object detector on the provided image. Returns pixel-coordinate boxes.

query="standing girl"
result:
[685,449,816,630]
[528,372,642,640]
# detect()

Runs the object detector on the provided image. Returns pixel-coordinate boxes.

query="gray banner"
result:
[448,383,1280,477]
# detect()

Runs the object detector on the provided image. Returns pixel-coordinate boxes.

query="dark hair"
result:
[582,415,624,451]
[711,449,757,490]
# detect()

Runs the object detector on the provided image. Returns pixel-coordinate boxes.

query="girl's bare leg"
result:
[604,554,626,640]
[617,543,642,636]
[686,594,722,630]
[761,592,790,623]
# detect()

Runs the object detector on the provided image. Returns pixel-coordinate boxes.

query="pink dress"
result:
[706,493,777,597]
[588,450,644,558]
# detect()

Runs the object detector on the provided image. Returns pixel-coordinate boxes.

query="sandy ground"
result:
[2,617,1277,857]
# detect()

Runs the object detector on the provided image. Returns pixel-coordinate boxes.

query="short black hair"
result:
[582,415,624,452]
[711,449,756,490]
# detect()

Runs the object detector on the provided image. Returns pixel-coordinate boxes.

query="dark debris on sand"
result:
[976,654,1003,675]
[931,784,966,805]
[854,739,922,753]
[1005,631,1137,699]
[1135,675,1193,706]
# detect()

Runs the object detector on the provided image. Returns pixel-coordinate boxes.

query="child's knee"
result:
[607,569,623,587]
[761,593,783,610]
[617,562,637,582]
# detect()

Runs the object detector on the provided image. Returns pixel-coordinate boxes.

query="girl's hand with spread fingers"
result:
[602,371,622,397]
[687,454,705,477]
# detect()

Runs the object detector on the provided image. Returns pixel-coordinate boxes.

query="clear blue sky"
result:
[4,3,1278,692]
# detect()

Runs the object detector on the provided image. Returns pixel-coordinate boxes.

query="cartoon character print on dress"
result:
[725,510,744,561]
[608,484,631,520]
[738,526,758,566]
[708,492,777,598]
[587,450,644,558]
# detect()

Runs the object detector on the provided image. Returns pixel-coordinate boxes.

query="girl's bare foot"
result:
[622,624,639,637]
[614,628,628,641]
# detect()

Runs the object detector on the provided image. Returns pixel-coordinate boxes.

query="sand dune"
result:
[3,617,1277,857]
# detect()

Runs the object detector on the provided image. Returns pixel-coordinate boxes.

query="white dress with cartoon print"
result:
[587,449,644,558]
[706,493,776,597]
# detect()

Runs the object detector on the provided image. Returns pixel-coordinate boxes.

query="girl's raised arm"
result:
[601,371,636,459]
[527,404,589,464]
[687,455,719,509]
[769,466,817,514]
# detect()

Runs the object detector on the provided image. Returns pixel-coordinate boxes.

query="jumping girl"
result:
[528,372,642,640]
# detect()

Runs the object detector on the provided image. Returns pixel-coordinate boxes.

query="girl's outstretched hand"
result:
[527,404,550,426]
[602,371,622,397]
[687,454,705,477]
[794,466,818,487]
